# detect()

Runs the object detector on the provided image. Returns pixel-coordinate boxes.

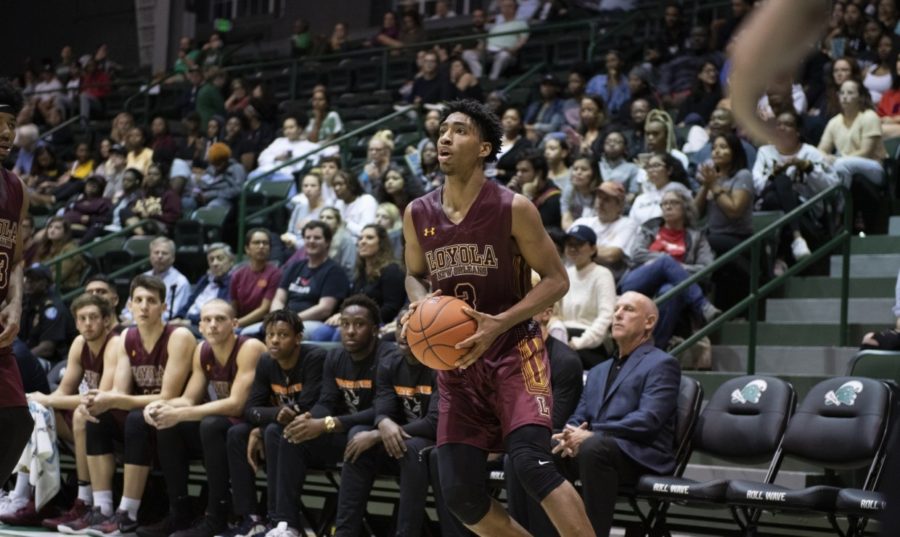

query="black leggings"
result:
[86,409,155,466]
[0,407,33,483]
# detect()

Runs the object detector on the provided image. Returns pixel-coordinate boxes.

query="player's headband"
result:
[0,104,9,111]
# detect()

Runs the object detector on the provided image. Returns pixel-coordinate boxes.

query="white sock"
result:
[119,497,140,520]
[94,490,114,516]
[13,472,31,499]
[78,484,93,505]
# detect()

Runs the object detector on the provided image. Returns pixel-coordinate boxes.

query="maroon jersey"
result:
[200,335,246,400]
[81,332,113,390]
[125,325,176,395]
[0,169,25,408]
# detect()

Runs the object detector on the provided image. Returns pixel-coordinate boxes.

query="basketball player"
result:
[0,78,34,486]
[401,99,594,536]
[27,294,120,530]
[137,299,265,537]
[63,275,196,536]
[728,0,829,145]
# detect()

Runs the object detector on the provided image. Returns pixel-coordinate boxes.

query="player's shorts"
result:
[436,321,553,451]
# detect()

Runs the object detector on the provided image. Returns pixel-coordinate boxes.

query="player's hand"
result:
[454,307,505,369]
[284,412,324,444]
[74,403,99,424]
[276,405,298,426]
[86,390,115,416]
[399,289,443,344]
[247,428,265,474]
[150,404,181,429]
[344,429,381,463]
[143,400,165,426]
[378,419,411,459]
[0,300,22,348]
[27,392,49,407]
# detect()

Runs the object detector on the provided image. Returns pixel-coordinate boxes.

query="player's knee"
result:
[199,415,227,442]
[442,483,491,525]
[508,447,563,502]
[264,421,282,444]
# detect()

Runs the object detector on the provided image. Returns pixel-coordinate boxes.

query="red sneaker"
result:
[0,498,58,526]
[59,506,108,534]
[43,499,92,531]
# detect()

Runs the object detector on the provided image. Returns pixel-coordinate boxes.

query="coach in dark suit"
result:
[507,291,681,537]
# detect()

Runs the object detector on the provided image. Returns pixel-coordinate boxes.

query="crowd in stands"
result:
[4,0,900,534]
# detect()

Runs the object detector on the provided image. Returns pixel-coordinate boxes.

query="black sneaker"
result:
[136,512,192,537]
[215,515,266,537]
[171,514,227,537]
[85,509,138,536]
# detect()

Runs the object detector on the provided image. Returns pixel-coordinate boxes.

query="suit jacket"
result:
[568,341,680,474]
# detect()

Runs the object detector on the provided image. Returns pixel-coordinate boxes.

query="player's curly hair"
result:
[0,78,24,116]
[440,99,503,163]
[263,308,304,336]
[340,294,382,326]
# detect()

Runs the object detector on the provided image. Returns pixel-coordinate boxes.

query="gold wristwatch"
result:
[324,416,336,433]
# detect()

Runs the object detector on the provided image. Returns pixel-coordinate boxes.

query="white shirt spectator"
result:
[572,214,639,259]
[335,194,378,239]
[560,262,616,350]
[256,138,323,175]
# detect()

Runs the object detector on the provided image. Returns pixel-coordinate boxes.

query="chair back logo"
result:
[731,379,767,404]
[825,380,864,406]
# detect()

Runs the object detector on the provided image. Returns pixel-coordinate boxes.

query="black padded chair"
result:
[724,376,893,536]
[636,375,796,536]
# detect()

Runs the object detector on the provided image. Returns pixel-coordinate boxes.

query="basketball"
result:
[406,296,477,370]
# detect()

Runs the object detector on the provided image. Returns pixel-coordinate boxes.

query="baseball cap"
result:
[109,143,127,156]
[597,181,626,202]
[540,74,561,87]
[207,142,232,164]
[25,264,53,282]
[565,224,597,245]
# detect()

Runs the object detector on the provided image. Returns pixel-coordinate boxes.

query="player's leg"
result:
[429,447,475,537]
[43,410,95,530]
[0,406,32,483]
[187,415,235,535]
[439,442,530,537]
[84,412,122,516]
[394,436,434,537]
[226,422,266,535]
[333,425,382,537]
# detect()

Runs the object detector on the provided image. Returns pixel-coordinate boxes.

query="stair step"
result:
[765,298,895,324]
[781,276,895,298]
[830,253,900,278]
[717,321,881,346]
[851,234,900,254]
[710,345,857,376]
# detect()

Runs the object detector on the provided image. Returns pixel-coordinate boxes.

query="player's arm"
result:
[97,333,121,392]
[402,206,430,303]
[0,177,29,348]
[29,336,87,409]
[174,339,265,420]
[86,331,135,414]
[729,0,829,145]
[157,327,197,401]
[161,344,207,408]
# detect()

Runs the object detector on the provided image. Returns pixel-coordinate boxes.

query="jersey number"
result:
[454,283,477,309]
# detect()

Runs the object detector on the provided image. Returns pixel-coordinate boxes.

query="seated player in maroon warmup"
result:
[67,275,196,537]
[401,99,594,537]
[26,294,120,530]
[138,299,265,537]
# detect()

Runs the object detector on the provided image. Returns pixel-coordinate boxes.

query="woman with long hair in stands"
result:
[34,216,86,291]
[561,155,601,230]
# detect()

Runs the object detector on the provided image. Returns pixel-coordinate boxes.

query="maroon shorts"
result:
[0,348,26,408]
[436,323,553,452]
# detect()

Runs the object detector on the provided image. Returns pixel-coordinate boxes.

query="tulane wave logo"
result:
[731,379,768,404]
[825,381,864,406]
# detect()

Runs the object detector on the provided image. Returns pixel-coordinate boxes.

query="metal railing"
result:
[38,114,82,141]
[235,105,416,255]
[655,184,853,374]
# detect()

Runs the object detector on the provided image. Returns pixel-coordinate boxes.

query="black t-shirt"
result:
[408,74,449,105]
[279,258,350,315]
[352,263,407,323]
[244,344,327,426]
[546,337,584,431]
[374,351,438,439]
[20,291,74,362]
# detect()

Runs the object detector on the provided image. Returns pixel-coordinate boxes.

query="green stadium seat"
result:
[192,206,229,243]
[847,349,900,385]
[123,235,154,261]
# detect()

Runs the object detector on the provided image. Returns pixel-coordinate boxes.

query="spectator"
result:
[586,50,631,117]
[61,175,112,242]
[618,66,662,124]
[860,268,900,351]
[685,107,757,174]
[149,116,177,156]
[561,155,600,230]
[107,167,143,232]
[371,11,401,48]
[524,74,565,142]
[335,171,378,240]
[810,56,862,120]
[676,60,722,126]
[510,291,680,537]
[646,2,688,64]
[109,111,135,146]
[643,109,689,171]
[32,65,64,125]
[562,66,589,129]
[283,172,329,252]
[123,162,182,236]
[231,229,283,331]
[826,2,866,58]
[457,8,489,76]
[79,58,110,120]
[544,135,572,192]
[119,237,191,324]
[573,181,640,278]
[658,25,721,107]
[320,206,358,279]
[397,10,427,47]
[508,151,561,228]
[24,145,65,199]
[125,126,153,175]
[359,130,394,193]
[421,109,442,145]
[756,74,809,124]
[621,189,718,349]
[713,0,754,50]
[878,0,900,34]
[416,139,443,191]
[818,79,886,232]
[622,98,651,159]
[430,0,457,19]
[375,166,424,215]
[253,114,321,185]
[575,95,608,159]
[224,77,250,116]
[19,264,75,364]
[484,0,530,80]
[307,89,343,143]
[447,56,484,102]
[33,141,94,206]
[558,224,616,368]
[629,153,691,225]
[599,131,641,205]
[199,33,227,68]
[180,67,205,119]
[290,18,314,58]
[33,216,86,292]
[197,67,227,127]
[317,155,340,205]
[12,123,41,177]
[375,202,404,260]
[753,110,839,270]
[878,50,900,138]
[325,22,351,54]
[193,142,246,211]
[172,37,200,79]
[408,50,448,106]
[93,43,122,74]
[172,243,236,329]
[268,221,350,337]
[313,224,406,341]
[864,33,895,105]
[494,106,533,182]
